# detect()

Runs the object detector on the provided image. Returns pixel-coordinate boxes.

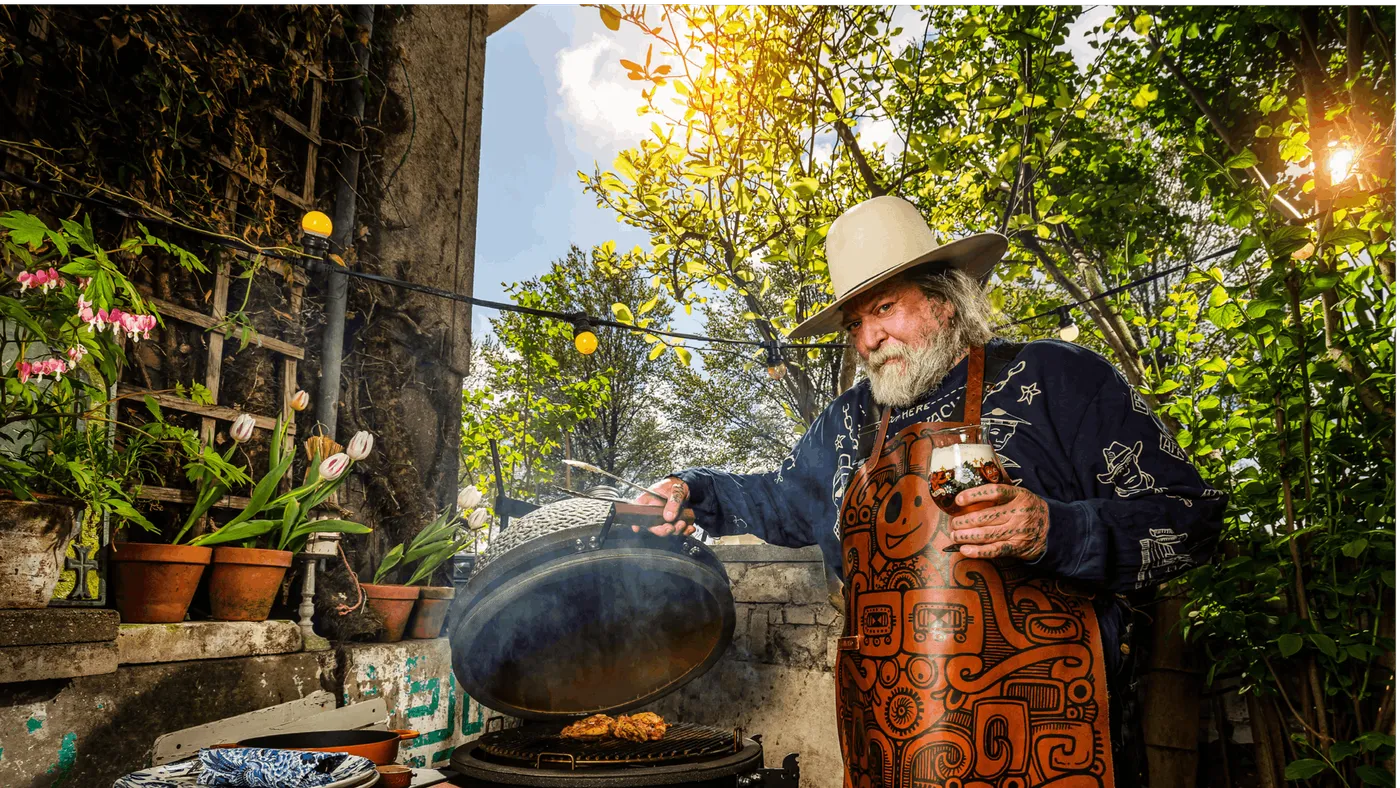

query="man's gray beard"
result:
[861,329,966,408]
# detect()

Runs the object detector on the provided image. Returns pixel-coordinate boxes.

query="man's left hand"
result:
[947,484,1049,561]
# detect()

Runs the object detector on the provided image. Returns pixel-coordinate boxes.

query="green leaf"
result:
[674,346,693,366]
[792,177,820,199]
[1226,148,1261,169]
[278,499,301,551]
[648,342,666,361]
[1283,759,1326,780]
[0,211,51,249]
[1308,633,1337,659]
[1341,538,1369,558]
[189,519,280,547]
[1131,84,1158,108]
[1278,633,1303,658]
[110,500,157,534]
[1355,765,1392,786]
[289,519,372,541]
[611,302,635,323]
[224,450,295,530]
[374,544,405,584]
[1132,13,1152,36]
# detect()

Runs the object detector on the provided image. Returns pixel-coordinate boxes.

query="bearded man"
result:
[638,196,1225,788]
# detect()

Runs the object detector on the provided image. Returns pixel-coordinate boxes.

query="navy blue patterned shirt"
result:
[676,339,1225,675]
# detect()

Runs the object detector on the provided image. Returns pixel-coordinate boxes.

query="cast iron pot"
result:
[235,729,418,765]
[447,497,735,721]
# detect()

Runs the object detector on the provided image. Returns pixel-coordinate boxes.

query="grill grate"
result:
[476,722,739,769]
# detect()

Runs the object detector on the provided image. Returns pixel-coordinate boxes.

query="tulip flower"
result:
[289,390,310,412]
[457,485,482,512]
[467,508,490,530]
[230,413,257,443]
[345,430,374,461]
[318,452,351,482]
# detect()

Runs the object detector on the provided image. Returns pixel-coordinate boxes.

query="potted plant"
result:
[106,397,249,623]
[0,211,205,609]
[389,486,489,640]
[190,421,374,621]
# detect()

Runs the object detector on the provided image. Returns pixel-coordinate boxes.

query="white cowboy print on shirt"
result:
[1137,527,1192,585]
[1096,440,1156,497]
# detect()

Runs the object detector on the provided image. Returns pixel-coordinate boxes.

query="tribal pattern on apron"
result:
[836,346,1114,788]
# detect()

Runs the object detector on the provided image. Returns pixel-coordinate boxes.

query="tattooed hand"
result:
[634,477,697,537]
[947,484,1049,560]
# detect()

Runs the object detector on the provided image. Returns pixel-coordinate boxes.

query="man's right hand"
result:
[634,477,696,537]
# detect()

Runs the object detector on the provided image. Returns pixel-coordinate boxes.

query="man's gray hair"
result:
[903,265,997,346]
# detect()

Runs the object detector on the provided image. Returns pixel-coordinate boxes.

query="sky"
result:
[472,5,1114,341]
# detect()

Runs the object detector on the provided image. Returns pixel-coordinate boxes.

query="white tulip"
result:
[457,485,482,511]
[230,413,256,443]
[467,508,490,530]
[346,430,374,461]
[319,452,351,481]
[289,390,311,412]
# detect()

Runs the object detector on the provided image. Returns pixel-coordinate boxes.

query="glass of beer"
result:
[927,425,1009,517]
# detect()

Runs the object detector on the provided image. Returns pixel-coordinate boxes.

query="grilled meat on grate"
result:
[560,713,616,741]
[612,712,668,743]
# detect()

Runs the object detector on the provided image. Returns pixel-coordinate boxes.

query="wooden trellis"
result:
[129,70,325,511]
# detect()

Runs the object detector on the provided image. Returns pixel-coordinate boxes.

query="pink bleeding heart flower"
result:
[66,345,87,364]
[318,452,352,482]
[44,268,65,291]
[78,277,92,289]
[16,271,36,291]
[16,361,32,383]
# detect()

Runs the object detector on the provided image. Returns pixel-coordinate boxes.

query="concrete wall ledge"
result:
[710,543,823,564]
[118,620,303,665]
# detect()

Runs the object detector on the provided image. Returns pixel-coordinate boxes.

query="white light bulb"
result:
[1059,322,1080,342]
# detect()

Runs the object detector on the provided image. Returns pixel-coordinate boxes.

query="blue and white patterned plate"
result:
[113,750,379,788]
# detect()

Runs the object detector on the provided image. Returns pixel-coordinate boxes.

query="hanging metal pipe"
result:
[315,4,375,439]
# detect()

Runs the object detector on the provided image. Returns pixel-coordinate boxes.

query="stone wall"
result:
[643,544,846,788]
[0,638,487,787]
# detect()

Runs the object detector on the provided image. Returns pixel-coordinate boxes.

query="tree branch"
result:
[1152,38,1306,221]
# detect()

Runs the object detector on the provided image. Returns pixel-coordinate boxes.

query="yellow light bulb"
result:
[301,210,333,238]
[766,362,788,380]
[574,330,599,355]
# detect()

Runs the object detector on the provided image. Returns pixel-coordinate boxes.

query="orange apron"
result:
[836,346,1114,788]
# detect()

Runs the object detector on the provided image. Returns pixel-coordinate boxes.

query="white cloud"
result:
[1062,6,1119,74]
[857,114,906,161]
[555,33,659,161]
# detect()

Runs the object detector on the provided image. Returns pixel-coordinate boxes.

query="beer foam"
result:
[929,442,998,471]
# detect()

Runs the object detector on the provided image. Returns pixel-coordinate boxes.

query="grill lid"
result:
[448,498,735,721]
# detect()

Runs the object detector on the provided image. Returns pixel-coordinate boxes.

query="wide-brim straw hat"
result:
[789,196,1008,339]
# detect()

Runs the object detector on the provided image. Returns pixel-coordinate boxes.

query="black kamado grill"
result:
[446,497,799,788]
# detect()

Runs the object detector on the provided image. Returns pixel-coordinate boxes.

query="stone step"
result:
[118,620,303,665]
[0,608,119,648]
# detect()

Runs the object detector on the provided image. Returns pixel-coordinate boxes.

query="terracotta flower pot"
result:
[208,547,294,621]
[405,586,455,639]
[361,583,421,642]
[0,499,80,608]
[110,542,212,624]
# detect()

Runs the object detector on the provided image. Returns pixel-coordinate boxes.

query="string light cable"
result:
[1,168,1243,352]
[995,242,1242,334]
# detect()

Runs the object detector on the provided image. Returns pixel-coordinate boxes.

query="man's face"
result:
[842,280,962,408]
[842,281,952,362]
